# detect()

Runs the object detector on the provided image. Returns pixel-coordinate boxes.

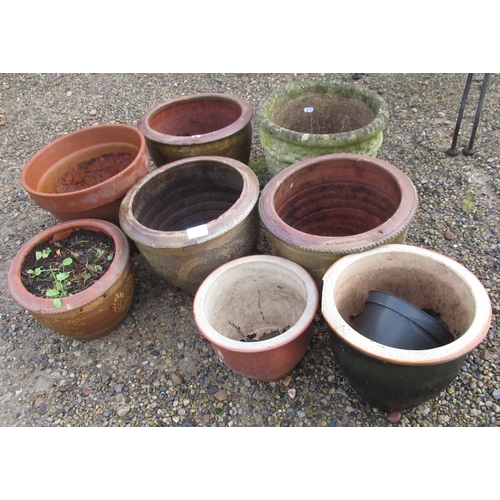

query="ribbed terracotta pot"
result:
[257,80,390,175]
[193,255,319,382]
[21,124,150,225]
[138,93,253,167]
[8,219,135,340]
[119,156,260,295]
[321,244,492,411]
[259,153,418,289]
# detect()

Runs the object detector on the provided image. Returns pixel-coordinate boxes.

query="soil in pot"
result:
[271,94,375,135]
[37,143,138,194]
[21,228,115,309]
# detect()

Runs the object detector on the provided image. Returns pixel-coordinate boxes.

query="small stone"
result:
[492,389,500,400]
[282,375,292,387]
[18,213,27,220]
[0,120,5,126]
[33,397,44,409]
[89,109,97,116]
[336,387,349,397]
[202,413,210,423]
[82,387,91,397]
[256,242,266,253]
[170,371,185,385]
[288,388,296,399]
[443,229,457,240]
[214,390,228,401]
[117,405,131,417]
[297,410,306,418]
[479,349,491,361]
[387,411,402,424]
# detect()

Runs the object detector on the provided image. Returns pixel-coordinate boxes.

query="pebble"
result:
[214,390,228,401]
[170,371,185,385]
[117,405,131,417]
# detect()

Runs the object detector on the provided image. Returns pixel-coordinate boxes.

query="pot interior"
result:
[330,251,476,339]
[37,142,139,194]
[271,92,374,134]
[132,160,243,231]
[202,261,308,342]
[149,97,242,136]
[274,158,401,237]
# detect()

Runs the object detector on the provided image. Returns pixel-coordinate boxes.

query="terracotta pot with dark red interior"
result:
[21,124,150,224]
[138,93,253,167]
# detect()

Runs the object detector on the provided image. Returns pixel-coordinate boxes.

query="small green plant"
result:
[45,257,74,309]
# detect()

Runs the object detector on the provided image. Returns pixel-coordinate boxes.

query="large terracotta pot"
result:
[21,124,150,225]
[193,255,319,382]
[119,156,260,295]
[8,219,135,340]
[321,244,492,411]
[259,153,418,290]
[258,80,390,175]
[138,93,253,167]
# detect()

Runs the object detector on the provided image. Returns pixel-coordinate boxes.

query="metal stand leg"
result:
[446,73,473,157]
[462,73,490,156]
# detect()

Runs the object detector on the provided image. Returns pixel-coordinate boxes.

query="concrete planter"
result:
[321,244,492,411]
[257,80,390,175]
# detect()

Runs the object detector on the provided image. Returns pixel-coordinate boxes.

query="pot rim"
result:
[8,219,130,315]
[259,153,418,253]
[137,93,253,145]
[20,123,148,211]
[193,254,319,352]
[119,155,260,248]
[257,81,390,145]
[321,244,492,365]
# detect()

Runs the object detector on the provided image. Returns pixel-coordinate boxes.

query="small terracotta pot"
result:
[138,93,253,167]
[193,255,319,382]
[8,219,135,340]
[259,153,418,289]
[257,80,390,175]
[321,244,492,411]
[119,156,260,295]
[21,124,150,224]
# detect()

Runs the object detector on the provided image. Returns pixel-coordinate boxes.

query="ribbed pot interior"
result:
[132,161,243,231]
[149,98,241,136]
[274,158,401,237]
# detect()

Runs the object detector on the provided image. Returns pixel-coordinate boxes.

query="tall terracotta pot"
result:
[258,80,390,175]
[259,153,418,290]
[21,124,150,225]
[8,219,135,340]
[321,244,492,411]
[138,93,253,167]
[119,156,260,295]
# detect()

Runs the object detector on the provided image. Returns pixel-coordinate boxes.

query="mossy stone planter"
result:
[257,81,390,175]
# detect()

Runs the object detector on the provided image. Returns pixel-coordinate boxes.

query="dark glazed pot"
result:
[259,153,418,289]
[21,124,150,225]
[138,93,253,167]
[321,244,492,411]
[193,255,319,382]
[257,81,390,175]
[119,156,260,295]
[8,219,135,340]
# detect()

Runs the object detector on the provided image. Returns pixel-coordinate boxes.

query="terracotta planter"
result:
[8,219,135,340]
[193,255,319,382]
[138,93,253,167]
[321,244,492,411]
[259,153,418,289]
[258,80,390,175]
[21,124,150,224]
[119,156,260,295]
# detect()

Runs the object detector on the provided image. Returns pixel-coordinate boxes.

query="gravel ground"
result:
[0,73,499,428]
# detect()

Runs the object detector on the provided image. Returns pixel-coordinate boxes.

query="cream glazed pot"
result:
[321,244,492,411]
[193,255,319,382]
